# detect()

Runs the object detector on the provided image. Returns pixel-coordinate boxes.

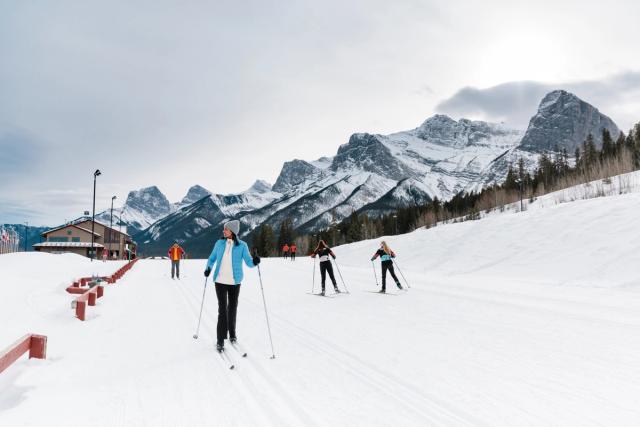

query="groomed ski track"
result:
[3,177,640,425]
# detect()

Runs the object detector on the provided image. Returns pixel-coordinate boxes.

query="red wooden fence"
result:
[0,334,47,375]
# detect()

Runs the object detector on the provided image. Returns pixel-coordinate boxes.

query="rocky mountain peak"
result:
[330,133,413,180]
[181,185,212,205]
[413,114,517,147]
[519,90,620,153]
[247,180,272,194]
[125,186,171,216]
[272,160,320,193]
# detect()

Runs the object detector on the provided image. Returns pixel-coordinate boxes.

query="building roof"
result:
[72,217,131,238]
[41,223,102,237]
[33,242,105,248]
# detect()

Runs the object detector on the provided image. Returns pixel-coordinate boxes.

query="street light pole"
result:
[109,195,116,260]
[24,221,28,251]
[91,169,101,261]
[393,214,398,235]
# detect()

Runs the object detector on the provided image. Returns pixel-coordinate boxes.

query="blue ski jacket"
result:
[206,238,256,284]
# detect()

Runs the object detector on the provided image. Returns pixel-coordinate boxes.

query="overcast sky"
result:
[2,0,640,226]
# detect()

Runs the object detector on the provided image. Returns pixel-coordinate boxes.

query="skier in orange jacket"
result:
[168,242,185,279]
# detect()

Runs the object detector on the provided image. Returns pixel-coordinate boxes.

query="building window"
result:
[67,230,72,235]
[71,237,80,242]
[49,237,69,242]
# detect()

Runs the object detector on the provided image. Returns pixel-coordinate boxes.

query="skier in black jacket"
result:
[311,240,340,296]
[371,241,403,293]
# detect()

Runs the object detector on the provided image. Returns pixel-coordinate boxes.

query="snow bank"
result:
[2,178,640,426]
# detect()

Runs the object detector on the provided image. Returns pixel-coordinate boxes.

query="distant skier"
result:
[204,220,260,352]
[282,244,290,259]
[290,243,297,261]
[371,241,403,293]
[311,240,339,296]
[168,242,185,279]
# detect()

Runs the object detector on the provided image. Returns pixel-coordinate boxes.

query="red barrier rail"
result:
[0,334,47,375]
[72,286,104,321]
[67,259,138,321]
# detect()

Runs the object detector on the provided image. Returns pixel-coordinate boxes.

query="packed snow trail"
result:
[3,188,640,425]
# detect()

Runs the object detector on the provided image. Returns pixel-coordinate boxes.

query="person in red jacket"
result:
[168,242,185,279]
[289,243,297,261]
[282,244,290,259]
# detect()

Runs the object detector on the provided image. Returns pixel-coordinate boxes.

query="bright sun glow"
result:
[475,32,568,87]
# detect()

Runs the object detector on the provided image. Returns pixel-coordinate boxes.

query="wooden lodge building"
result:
[33,218,137,259]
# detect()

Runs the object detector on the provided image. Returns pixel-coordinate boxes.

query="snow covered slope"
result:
[2,172,640,426]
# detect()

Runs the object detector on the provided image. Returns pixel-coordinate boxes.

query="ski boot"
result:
[320,289,325,296]
[397,282,403,290]
[230,337,237,344]
[216,342,224,352]
[334,286,341,294]
[378,288,386,293]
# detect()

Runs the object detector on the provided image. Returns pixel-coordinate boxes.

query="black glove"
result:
[252,256,261,265]
[204,267,211,277]
[332,255,336,260]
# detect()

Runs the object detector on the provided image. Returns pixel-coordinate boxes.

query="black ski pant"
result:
[381,261,400,290]
[171,260,180,278]
[291,252,296,261]
[215,283,241,345]
[320,261,337,290]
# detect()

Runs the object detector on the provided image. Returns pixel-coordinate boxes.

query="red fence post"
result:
[88,291,97,306]
[76,300,86,321]
[1,334,47,375]
[29,335,47,359]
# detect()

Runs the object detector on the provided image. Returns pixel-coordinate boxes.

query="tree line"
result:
[252,123,640,256]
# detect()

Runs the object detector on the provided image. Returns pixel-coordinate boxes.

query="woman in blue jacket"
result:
[204,220,260,352]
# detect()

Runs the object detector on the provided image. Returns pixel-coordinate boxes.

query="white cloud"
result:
[436,72,640,131]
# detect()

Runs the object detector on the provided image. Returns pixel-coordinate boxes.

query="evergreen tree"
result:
[601,128,614,159]
[254,224,276,256]
[586,133,598,166]
[277,217,295,249]
[346,211,362,243]
[504,165,517,191]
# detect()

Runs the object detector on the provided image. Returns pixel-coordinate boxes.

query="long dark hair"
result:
[314,240,328,252]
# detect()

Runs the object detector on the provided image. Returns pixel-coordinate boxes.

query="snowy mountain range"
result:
[110,90,620,256]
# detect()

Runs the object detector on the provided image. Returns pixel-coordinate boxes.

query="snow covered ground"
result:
[2,182,640,426]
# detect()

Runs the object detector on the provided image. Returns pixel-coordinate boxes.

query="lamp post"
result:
[24,221,28,252]
[393,214,398,235]
[109,195,116,260]
[91,169,101,261]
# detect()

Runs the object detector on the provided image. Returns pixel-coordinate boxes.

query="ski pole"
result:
[256,264,276,359]
[193,276,208,339]
[392,259,411,289]
[332,259,350,293]
[311,256,317,294]
[371,260,379,286]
